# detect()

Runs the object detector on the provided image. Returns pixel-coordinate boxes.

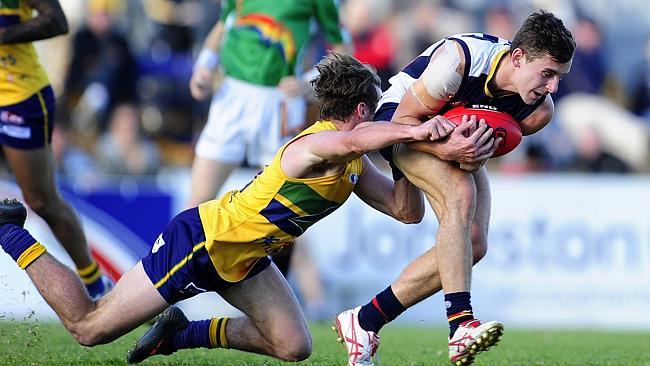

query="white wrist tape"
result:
[195,49,219,70]
[420,40,462,101]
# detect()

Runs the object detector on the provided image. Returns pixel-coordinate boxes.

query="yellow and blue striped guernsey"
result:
[0,0,50,106]
[199,120,363,282]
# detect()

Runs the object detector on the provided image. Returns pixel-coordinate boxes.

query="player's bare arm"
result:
[408,114,500,163]
[520,95,554,135]
[353,156,424,223]
[190,20,225,100]
[280,118,446,178]
[392,40,466,125]
[0,0,68,44]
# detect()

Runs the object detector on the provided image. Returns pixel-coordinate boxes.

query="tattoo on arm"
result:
[0,0,68,44]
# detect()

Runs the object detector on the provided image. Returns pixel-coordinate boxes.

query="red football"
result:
[443,105,522,157]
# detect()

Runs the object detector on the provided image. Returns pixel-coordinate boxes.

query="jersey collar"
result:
[484,48,510,98]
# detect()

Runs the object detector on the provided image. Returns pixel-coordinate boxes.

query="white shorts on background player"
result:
[195,76,306,167]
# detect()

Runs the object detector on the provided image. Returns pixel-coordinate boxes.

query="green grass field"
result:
[1,321,649,365]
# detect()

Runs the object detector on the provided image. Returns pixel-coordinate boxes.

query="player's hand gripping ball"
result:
[443,105,522,157]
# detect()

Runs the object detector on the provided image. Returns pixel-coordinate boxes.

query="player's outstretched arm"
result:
[280,119,451,178]
[0,0,68,44]
[354,156,424,223]
[306,119,451,164]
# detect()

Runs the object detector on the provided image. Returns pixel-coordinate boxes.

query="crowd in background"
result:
[11,0,650,183]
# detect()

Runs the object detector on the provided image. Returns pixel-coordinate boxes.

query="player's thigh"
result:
[395,143,476,218]
[3,146,58,201]
[187,156,237,206]
[218,262,308,341]
[92,262,168,341]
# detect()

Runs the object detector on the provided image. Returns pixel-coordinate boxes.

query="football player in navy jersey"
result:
[335,10,575,366]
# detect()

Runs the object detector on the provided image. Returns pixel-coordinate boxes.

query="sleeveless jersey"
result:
[198,120,363,282]
[219,0,344,86]
[0,0,50,106]
[379,33,545,122]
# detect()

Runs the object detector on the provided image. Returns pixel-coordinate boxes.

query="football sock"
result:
[445,292,474,337]
[171,318,230,350]
[0,224,46,269]
[358,286,406,333]
[78,261,101,284]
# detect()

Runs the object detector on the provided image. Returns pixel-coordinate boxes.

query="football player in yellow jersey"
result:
[0,52,462,362]
[0,0,112,298]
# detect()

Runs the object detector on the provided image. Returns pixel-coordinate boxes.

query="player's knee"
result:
[67,320,107,347]
[22,193,58,221]
[445,183,477,220]
[273,333,312,361]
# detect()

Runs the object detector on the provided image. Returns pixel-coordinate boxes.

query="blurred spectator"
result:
[342,0,396,89]
[483,5,516,39]
[137,0,203,143]
[630,33,650,122]
[60,0,137,133]
[391,1,473,74]
[51,123,103,184]
[556,94,650,173]
[554,14,607,100]
[96,103,161,175]
[568,125,632,173]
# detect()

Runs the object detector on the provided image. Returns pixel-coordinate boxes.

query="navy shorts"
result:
[0,86,55,149]
[141,207,272,304]
[375,102,399,163]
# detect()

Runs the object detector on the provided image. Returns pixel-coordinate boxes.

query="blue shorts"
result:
[141,207,272,304]
[0,86,55,149]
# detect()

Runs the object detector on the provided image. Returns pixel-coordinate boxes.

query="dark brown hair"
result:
[511,10,576,63]
[311,52,381,121]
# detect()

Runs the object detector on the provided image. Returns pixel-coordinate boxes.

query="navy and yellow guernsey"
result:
[0,0,50,106]
[198,120,362,282]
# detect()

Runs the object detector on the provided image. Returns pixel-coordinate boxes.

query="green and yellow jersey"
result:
[199,120,362,282]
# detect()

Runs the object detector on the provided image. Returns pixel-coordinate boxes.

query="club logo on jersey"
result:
[151,234,166,253]
[349,173,359,184]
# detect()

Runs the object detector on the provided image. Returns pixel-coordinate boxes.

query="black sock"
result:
[358,286,406,333]
[445,292,474,337]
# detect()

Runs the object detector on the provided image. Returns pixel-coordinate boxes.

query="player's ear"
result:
[511,48,524,67]
[357,102,368,119]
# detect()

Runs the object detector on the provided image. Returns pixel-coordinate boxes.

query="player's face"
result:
[516,53,572,105]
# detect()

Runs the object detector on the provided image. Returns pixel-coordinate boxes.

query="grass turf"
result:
[0,321,649,365]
